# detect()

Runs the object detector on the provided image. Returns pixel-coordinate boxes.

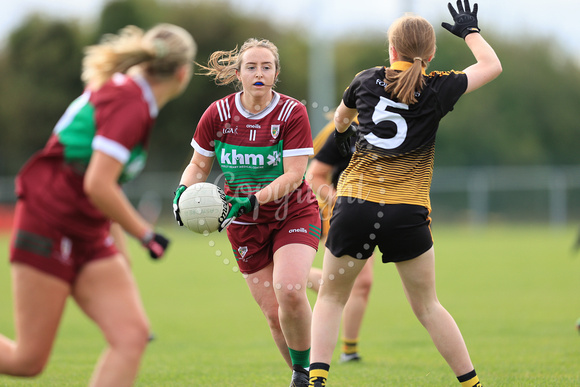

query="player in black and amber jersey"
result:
[309,2,502,387]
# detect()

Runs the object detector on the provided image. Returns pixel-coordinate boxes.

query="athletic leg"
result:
[272,243,316,354]
[308,255,373,362]
[395,247,474,376]
[0,263,69,376]
[244,262,293,368]
[274,243,316,386]
[340,254,373,361]
[307,267,322,292]
[72,255,150,387]
[310,248,367,365]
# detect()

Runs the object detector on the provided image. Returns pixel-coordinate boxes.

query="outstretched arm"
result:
[463,33,502,93]
[442,0,502,94]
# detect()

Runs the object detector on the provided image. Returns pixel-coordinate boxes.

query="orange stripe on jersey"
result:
[336,141,435,211]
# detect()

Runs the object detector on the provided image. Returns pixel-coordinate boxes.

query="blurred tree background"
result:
[0,0,579,177]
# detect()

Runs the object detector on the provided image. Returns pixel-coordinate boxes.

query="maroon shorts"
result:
[9,200,118,284]
[226,208,322,274]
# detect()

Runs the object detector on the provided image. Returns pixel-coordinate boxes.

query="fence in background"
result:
[2,166,580,227]
[430,166,580,227]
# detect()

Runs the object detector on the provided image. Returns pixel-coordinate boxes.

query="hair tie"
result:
[153,39,168,59]
[413,57,423,62]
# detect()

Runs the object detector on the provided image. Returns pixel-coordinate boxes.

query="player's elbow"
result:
[83,174,110,207]
[83,175,99,198]
[305,169,320,188]
[495,61,503,78]
[291,175,304,192]
[489,58,502,80]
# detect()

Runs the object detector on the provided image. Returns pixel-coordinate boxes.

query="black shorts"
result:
[325,198,433,263]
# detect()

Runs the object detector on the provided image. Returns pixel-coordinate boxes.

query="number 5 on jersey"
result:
[366,96,409,150]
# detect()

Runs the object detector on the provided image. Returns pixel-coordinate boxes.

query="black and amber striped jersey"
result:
[337,62,467,211]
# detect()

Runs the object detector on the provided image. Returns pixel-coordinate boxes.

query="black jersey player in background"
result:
[309,1,502,386]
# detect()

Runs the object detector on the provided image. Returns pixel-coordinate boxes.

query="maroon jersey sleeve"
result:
[192,102,219,157]
[281,100,313,156]
[92,79,151,155]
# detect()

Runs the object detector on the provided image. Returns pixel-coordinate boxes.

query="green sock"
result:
[288,347,310,369]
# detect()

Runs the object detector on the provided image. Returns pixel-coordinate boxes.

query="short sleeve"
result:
[281,102,314,157]
[342,69,369,109]
[192,103,218,157]
[93,96,149,164]
[428,70,468,116]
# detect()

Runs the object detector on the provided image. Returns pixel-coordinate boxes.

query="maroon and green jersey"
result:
[192,91,318,223]
[15,73,157,238]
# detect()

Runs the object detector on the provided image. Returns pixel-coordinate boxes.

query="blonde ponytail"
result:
[385,60,425,105]
[82,24,196,90]
[384,15,435,105]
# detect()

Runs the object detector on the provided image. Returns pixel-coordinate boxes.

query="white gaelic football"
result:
[179,183,228,234]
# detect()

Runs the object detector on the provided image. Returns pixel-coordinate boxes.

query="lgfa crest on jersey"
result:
[271,125,280,139]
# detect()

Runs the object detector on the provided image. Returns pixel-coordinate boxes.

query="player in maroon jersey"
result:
[173,38,320,386]
[309,1,502,386]
[1,24,196,386]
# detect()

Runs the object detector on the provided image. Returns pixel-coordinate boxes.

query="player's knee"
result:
[262,306,282,331]
[352,275,373,298]
[12,356,48,377]
[409,299,444,325]
[275,284,306,310]
[105,319,150,355]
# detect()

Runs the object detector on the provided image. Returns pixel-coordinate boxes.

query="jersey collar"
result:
[133,74,159,118]
[388,61,427,75]
[235,91,280,120]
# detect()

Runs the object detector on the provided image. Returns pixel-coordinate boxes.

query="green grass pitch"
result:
[1,223,579,386]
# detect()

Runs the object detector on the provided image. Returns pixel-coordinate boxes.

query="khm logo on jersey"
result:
[220,149,280,166]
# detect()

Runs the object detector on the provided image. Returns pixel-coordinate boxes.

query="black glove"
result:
[172,184,187,226]
[334,124,356,158]
[141,231,170,260]
[219,194,258,232]
[441,0,480,39]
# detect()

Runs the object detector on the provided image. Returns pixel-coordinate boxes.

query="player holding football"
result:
[1,24,196,386]
[308,1,501,386]
[173,38,320,387]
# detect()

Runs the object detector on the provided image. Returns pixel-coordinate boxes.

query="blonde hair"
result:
[197,38,280,89]
[82,23,197,89]
[385,15,436,105]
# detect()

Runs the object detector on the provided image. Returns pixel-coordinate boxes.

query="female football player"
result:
[306,118,374,364]
[309,1,501,386]
[173,38,320,387]
[1,24,196,387]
